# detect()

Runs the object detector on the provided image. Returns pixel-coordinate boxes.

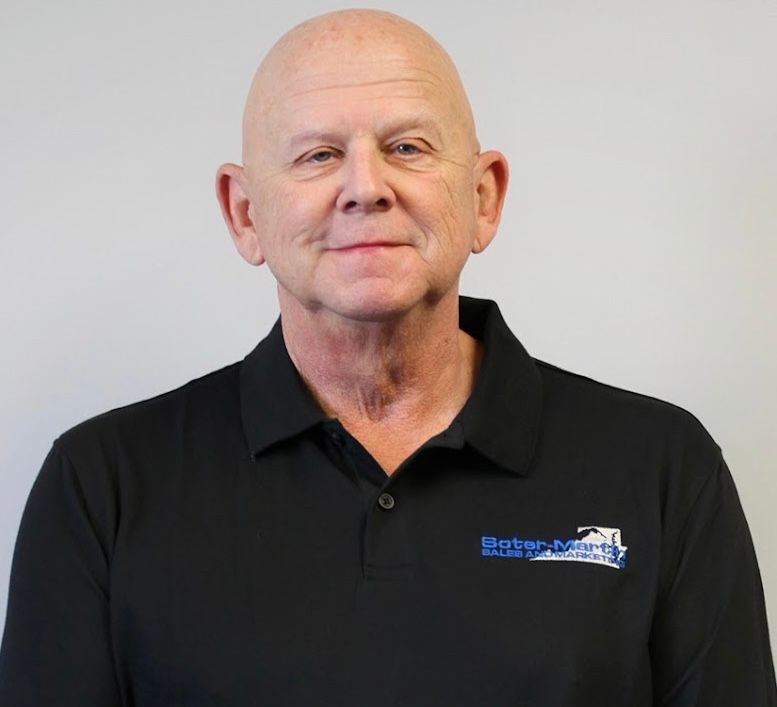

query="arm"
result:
[650,458,777,706]
[0,442,122,706]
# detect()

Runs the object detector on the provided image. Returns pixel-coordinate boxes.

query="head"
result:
[216,9,508,323]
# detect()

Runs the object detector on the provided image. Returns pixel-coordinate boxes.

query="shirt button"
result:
[377,493,395,510]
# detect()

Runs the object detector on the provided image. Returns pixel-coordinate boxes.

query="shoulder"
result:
[533,359,722,488]
[536,359,716,442]
[53,361,242,468]
[27,362,245,557]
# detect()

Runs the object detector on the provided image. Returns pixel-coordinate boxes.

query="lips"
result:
[335,241,404,251]
[331,241,406,252]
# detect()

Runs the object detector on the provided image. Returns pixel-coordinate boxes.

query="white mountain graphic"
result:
[577,526,622,547]
[530,525,628,569]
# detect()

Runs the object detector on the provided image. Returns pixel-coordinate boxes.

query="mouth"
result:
[331,242,406,252]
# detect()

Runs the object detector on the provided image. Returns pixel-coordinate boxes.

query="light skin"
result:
[216,10,508,473]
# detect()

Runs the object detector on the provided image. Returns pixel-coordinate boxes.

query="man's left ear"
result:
[471,150,509,254]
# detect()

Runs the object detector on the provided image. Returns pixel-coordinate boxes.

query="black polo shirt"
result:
[1,297,775,706]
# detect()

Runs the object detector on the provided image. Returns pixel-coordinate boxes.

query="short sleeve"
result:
[649,458,777,706]
[0,442,122,706]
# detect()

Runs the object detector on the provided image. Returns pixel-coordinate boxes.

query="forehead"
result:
[258,36,463,130]
[284,58,442,98]
[272,53,454,117]
[266,69,459,158]
[242,18,476,161]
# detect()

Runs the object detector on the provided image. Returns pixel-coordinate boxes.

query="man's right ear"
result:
[215,163,265,266]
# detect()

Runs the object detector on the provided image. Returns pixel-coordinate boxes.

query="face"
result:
[219,26,507,324]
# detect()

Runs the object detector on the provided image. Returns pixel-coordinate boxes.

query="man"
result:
[0,9,775,706]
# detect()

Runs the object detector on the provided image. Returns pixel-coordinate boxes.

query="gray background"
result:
[2,0,775,663]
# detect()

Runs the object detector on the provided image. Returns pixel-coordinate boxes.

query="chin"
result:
[325,283,427,324]
[330,300,414,324]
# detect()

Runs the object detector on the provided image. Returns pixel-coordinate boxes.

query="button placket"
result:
[363,487,413,581]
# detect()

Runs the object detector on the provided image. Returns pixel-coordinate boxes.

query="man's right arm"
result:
[0,441,122,705]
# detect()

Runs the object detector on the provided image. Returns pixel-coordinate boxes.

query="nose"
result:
[335,145,396,214]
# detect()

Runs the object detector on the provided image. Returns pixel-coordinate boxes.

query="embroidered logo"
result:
[480,526,628,569]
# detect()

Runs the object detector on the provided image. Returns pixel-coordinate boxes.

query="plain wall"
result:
[2,0,775,665]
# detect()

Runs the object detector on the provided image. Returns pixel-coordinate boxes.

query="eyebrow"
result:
[286,131,343,153]
[285,114,446,154]
[382,115,445,145]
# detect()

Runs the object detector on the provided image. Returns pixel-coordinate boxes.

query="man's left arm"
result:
[649,457,777,706]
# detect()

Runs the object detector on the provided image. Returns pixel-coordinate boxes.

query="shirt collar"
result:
[239,318,326,458]
[456,296,542,476]
[240,296,542,476]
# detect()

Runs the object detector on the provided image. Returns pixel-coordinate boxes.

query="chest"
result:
[108,434,659,706]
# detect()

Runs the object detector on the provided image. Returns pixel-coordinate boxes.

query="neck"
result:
[279,290,481,461]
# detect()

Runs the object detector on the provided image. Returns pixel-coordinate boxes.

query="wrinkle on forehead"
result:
[242,10,479,162]
[286,75,439,100]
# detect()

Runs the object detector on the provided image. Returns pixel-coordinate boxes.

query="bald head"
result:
[215,9,509,323]
[242,9,479,164]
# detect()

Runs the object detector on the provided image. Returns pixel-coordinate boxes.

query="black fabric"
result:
[1,296,774,706]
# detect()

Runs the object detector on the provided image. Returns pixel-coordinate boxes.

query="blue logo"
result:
[481,526,627,569]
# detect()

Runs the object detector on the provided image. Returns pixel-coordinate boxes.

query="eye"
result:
[395,143,421,156]
[308,149,335,163]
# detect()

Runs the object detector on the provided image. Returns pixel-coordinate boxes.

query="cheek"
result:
[252,183,329,257]
[420,173,478,250]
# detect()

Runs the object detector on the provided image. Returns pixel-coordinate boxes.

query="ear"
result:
[471,150,509,254]
[215,163,265,266]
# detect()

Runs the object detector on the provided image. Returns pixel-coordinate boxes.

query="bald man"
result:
[215,11,504,473]
[1,10,775,707]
